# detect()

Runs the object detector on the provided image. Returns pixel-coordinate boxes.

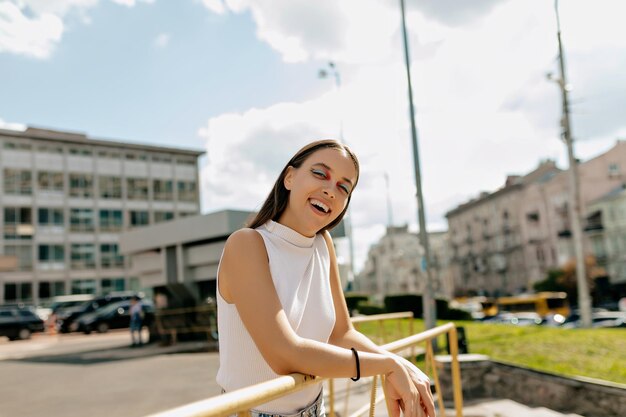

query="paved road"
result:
[0,332,222,417]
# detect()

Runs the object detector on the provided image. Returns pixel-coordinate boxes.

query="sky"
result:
[2,0,626,273]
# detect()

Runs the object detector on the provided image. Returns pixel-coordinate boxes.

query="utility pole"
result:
[551,0,592,328]
[399,0,436,331]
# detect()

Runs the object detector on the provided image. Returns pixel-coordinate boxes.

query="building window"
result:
[71,244,96,269]
[153,179,173,201]
[70,208,95,232]
[176,158,196,166]
[99,176,122,199]
[608,163,620,177]
[69,173,94,198]
[4,245,33,271]
[101,278,125,293]
[37,171,64,192]
[99,209,123,232]
[127,178,149,200]
[38,281,65,299]
[154,211,174,223]
[101,244,124,268]
[177,181,197,202]
[97,150,121,159]
[71,279,96,295]
[3,169,32,195]
[178,211,195,218]
[3,142,31,151]
[152,155,172,163]
[38,208,64,226]
[3,283,32,302]
[38,244,65,270]
[130,210,149,227]
[37,144,64,154]
[3,207,33,240]
[69,148,92,156]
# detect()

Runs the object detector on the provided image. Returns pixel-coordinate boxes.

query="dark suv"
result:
[57,292,138,333]
[76,299,154,334]
[0,305,45,340]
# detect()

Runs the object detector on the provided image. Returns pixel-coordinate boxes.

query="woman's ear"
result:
[283,166,294,191]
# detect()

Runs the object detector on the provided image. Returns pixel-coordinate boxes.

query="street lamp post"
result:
[319,62,356,285]
[549,0,592,328]
[399,0,437,331]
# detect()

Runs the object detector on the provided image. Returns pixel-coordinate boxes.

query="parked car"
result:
[75,299,154,334]
[562,311,626,329]
[0,305,45,340]
[490,312,544,326]
[57,292,138,333]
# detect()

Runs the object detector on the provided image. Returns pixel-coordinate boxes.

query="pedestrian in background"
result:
[129,295,144,347]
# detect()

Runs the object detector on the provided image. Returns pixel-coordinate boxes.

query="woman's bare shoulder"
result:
[222,228,268,264]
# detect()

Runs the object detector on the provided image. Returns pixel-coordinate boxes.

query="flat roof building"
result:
[0,126,204,304]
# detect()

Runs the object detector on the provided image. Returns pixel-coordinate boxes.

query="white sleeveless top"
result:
[216,220,337,414]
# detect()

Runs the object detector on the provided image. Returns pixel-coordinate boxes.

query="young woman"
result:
[216,140,435,417]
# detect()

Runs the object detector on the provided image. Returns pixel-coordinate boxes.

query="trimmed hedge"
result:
[383,294,470,320]
[344,293,369,311]
[356,302,386,315]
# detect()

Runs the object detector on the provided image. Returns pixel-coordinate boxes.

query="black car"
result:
[57,292,138,333]
[75,299,154,334]
[0,305,45,341]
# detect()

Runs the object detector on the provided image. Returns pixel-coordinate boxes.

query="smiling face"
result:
[279,147,358,237]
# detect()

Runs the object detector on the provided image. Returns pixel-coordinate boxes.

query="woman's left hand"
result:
[395,355,436,417]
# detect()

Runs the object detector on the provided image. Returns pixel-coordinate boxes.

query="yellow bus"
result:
[496,292,570,318]
[450,296,498,319]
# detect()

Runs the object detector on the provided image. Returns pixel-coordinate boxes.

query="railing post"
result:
[328,378,336,417]
[448,326,464,417]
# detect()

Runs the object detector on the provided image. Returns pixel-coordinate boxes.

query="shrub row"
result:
[344,292,471,320]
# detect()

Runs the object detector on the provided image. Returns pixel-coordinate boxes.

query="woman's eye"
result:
[339,184,350,194]
[312,169,327,178]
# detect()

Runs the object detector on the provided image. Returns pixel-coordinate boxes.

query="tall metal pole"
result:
[553,0,592,328]
[399,0,436,330]
[384,172,394,227]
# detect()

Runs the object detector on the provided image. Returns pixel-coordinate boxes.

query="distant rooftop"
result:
[0,126,205,156]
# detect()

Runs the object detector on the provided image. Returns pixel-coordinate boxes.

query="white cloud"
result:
[198,0,626,272]
[110,0,155,7]
[0,2,64,59]
[0,0,154,59]
[0,118,27,131]
[153,32,170,48]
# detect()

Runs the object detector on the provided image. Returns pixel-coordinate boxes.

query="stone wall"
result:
[435,354,626,417]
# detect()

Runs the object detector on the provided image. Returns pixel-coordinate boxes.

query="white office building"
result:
[0,126,203,305]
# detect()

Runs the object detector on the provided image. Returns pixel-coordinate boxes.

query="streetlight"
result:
[318,61,355,286]
[547,0,592,328]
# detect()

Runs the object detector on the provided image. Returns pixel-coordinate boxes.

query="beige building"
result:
[0,127,203,304]
[119,210,253,300]
[356,225,452,300]
[587,185,626,296]
[446,141,626,297]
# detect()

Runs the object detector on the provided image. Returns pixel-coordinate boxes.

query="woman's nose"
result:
[322,188,335,199]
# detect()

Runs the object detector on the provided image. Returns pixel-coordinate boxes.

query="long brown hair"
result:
[248,140,360,233]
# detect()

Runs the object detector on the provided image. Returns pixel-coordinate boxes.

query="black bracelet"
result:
[350,347,360,382]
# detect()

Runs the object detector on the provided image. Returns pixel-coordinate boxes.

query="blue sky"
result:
[1,0,324,147]
[2,0,626,271]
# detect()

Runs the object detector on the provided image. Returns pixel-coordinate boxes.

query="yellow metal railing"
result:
[147,320,464,417]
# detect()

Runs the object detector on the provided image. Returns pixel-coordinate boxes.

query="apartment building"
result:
[446,141,626,297]
[356,225,452,300]
[0,127,203,304]
[587,185,626,298]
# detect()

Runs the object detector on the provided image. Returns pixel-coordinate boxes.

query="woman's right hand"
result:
[384,358,426,417]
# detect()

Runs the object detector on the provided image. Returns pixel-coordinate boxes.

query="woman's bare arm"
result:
[219,229,405,381]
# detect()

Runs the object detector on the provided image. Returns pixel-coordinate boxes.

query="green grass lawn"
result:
[356,319,626,384]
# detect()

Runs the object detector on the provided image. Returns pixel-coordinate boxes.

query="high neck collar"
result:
[265,220,316,248]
